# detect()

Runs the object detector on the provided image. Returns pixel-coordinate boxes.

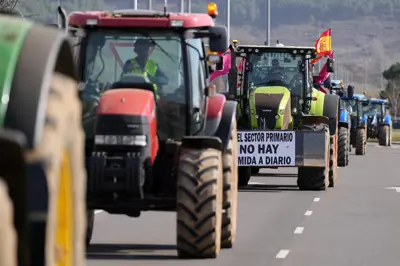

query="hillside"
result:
[16,0,400,93]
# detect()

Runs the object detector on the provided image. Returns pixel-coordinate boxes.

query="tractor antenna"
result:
[163,0,167,15]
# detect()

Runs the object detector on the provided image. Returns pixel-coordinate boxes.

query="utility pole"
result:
[132,0,137,10]
[227,0,231,42]
[148,0,152,10]
[180,0,184,12]
[266,0,270,46]
[186,0,191,12]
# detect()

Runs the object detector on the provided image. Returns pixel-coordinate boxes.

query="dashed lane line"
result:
[294,227,304,234]
[276,249,290,259]
[94,210,103,214]
[313,197,320,202]
[304,210,313,216]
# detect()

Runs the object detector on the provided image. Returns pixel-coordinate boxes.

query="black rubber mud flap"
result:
[4,24,76,149]
[323,94,340,135]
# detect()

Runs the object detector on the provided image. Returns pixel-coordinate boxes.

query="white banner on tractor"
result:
[237,131,296,166]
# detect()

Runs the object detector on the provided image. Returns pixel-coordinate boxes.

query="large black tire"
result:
[297,126,330,191]
[329,133,338,187]
[378,125,390,146]
[348,128,352,152]
[221,122,239,249]
[337,127,349,167]
[0,180,16,266]
[238,167,251,187]
[355,128,367,155]
[24,73,87,265]
[86,210,95,246]
[251,167,260,175]
[176,148,223,258]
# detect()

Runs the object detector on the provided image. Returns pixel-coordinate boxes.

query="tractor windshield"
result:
[81,30,187,140]
[363,103,381,117]
[341,99,357,115]
[246,51,305,96]
[82,30,183,96]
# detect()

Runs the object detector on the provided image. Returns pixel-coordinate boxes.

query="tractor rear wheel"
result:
[337,127,349,167]
[297,125,330,191]
[176,148,223,258]
[221,122,238,249]
[355,128,367,155]
[238,167,251,186]
[0,180,16,266]
[24,73,86,266]
[378,125,390,146]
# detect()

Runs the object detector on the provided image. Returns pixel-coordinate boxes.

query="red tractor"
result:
[64,2,239,259]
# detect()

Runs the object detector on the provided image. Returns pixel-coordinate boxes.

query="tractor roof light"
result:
[207,2,218,18]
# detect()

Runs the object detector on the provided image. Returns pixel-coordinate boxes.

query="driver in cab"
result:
[121,39,169,98]
[252,58,286,86]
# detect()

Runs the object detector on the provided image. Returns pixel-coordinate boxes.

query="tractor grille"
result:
[254,93,283,129]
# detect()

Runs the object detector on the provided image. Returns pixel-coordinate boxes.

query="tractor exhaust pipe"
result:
[57,6,68,34]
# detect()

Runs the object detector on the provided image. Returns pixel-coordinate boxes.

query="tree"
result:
[382,62,400,115]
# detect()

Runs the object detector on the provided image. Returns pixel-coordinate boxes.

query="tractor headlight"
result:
[95,135,147,146]
[275,115,280,120]
[279,109,285,115]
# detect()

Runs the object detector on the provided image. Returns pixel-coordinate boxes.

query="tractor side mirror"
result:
[209,26,228,53]
[347,85,354,98]
[227,65,238,98]
[326,58,335,73]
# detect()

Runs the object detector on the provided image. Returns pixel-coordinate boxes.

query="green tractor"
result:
[227,44,339,190]
[0,11,86,266]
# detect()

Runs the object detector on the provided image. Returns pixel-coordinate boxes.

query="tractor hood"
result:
[249,86,291,130]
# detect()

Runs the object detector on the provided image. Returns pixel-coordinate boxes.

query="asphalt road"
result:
[87,143,400,266]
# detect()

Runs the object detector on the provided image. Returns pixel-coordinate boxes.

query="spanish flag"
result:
[315,28,332,56]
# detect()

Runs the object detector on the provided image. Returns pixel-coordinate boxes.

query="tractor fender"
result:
[382,115,392,126]
[338,109,349,128]
[323,94,340,135]
[185,100,237,152]
[214,100,237,152]
[3,23,77,149]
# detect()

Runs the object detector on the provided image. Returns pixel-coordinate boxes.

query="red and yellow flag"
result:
[315,28,332,56]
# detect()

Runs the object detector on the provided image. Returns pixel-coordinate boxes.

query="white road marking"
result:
[94,210,103,214]
[276,249,290,259]
[313,197,320,202]
[294,227,304,234]
[304,210,313,216]
[248,181,266,185]
[384,187,400,192]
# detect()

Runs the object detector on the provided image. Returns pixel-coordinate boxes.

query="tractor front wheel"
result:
[378,125,390,146]
[355,128,367,155]
[329,132,338,187]
[86,210,95,246]
[221,122,239,249]
[238,167,251,187]
[338,127,349,167]
[176,148,223,258]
